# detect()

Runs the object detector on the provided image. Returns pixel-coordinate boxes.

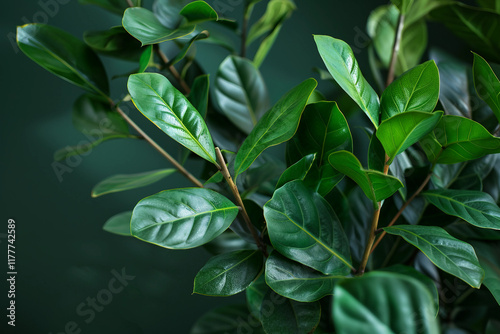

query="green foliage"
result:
[18,0,500,332]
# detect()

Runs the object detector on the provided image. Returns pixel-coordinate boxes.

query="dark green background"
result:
[2,1,463,333]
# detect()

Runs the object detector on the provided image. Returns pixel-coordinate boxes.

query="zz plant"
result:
[17,0,500,332]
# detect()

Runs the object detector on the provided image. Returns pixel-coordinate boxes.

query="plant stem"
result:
[215,147,268,256]
[357,204,381,275]
[113,102,204,188]
[370,172,433,253]
[155,46,191,95]
[386,14,405,87]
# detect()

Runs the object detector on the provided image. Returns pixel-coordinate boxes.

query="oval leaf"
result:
[234,78,317,178]
[383,225,484,288]
[83,26,143,61]
[17,24,109,96]
[334,271,439,334]
[314,35,380,128]
[423,189,500,230]
[328,151,403,203]
[380,60,440,121]
[263,180,353,275]
[128,73,218,165]
[180,1,219,25]
[122,7,195,45]
[265,251,341,302]
[194,250,263,296]
[473,52,500,124]
[131,188,239,249]
[276,154,316,189]
[92,169,176,197]
[377,111,443,164]
[214,55,270,134]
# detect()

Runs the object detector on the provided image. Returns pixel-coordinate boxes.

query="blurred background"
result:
[2,0,466,333]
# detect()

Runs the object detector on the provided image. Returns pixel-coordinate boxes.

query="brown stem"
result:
[215,147,268,256]
[113,103,203,188]
[370,172,433,254]
[386,14,405,87]
[155,46,191,95]
[357,204,381,275]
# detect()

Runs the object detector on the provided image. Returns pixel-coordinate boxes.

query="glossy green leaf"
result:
[188,74,210,119]
[384,225,484,288]
[168,31,209,67]
[246,274,268,320]
[264,180,352,275]
[103,211,132,236]
[473,52,500,124]
[328,151,403,203]
[265,251,341,302]
[377,111,443,164]
[179,1,218,26]
[122,7,194,46]
[191,304,264,334]
[431,3,500,63]
[390,0,414,14]
[472,241,500,306]
[423,189,500,230]
[83,26,143,61]
[153,0,189,29]
[128,73,218,165]
[17,24,109,96]
[138,45,153,73]
[131,188,239,249]
[334,271,439,334]
[194,250,263,296]
[54,135,129,161]
[203,231,257,255]
[246,0,295,46]
[92,169,176,197]
[260,290,321,334]
[214,56,270,134]
[253,24,282,68]
[72,94,129,136]
[420,115,500,164]
[276,154,316,189]
[234,79,317,178]
[380,60,440,121]
[314,35,380,128]
[78,0,140,15]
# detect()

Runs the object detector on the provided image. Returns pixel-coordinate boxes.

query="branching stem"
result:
[386,14,405,87]
[155,46,191,95]
[215,147,268,256]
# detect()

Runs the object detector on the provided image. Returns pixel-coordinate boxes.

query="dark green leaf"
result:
[153,0,189,29]
[260,290,321,334]
[377,111,443,164]
[314,35,380,127]
[380,60,440,121]
[477,0,500,13]
[131,188,239,249]
[431,3,500,63]
[17,24,109,96]
[328,151,403,203]
[188,74,210,119]
[214,55,270,134]
[246,0,296,46]
[122,7,194,45]
[168,31,209,66]
[333,271,439,334]
[383,225,484,287]
[423,189,500,230]
[253,24,282,68]
[103,211,132,236]
[265,251,342,302]
[138,45,153,73]
[128,73,218,165]
[191,304,264,334]
[263,180,353,275]
[234,79,317,178]
[471,241,500,306]
[204,231,257,255]
[473,52,500,124]
[179,1,219,26]
[420,115,500,164]
[194,250,263,296]
[83,26,143,61]
[78,0,140,15]
[390,0,414,14]
[276,154,316,189]
[92,169,176,197]
[246,274,269,320]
